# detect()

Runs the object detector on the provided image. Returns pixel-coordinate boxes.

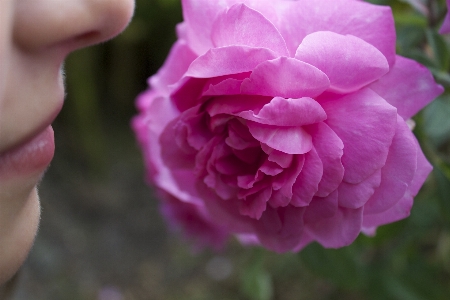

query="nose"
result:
[13,0,135,53]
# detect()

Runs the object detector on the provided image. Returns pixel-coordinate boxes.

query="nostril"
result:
[14,0,134,52]
[74,31,102,45]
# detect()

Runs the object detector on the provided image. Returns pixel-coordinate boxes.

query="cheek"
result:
[0,0,13,103]
[0,187,40,284]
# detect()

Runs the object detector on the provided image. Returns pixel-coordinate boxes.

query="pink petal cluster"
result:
[441,0,450,34]
[133,0,443,252]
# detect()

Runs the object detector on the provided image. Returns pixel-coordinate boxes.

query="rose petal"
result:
[216,155,252,175]
[232,147,261,164]
[256,206,306,253]
[291,148,323,207]
[269,0,396,66]
[240,57,330,98]
[149,40,198,95]
[307,122,344,197]
[239,187,272,219]
[303,190,338,224]
[185,46,278,78]
[292,232,314,252]
[362,193,413,229]
[237,172,265,189]
[247,121,313,154]
[237,96,327,126]
[160,193,229,250]
[259,160,284,176]
[295,31,389,93]
[197,181,256,233]
[408,139,433,196]
[202,72,251,97]
[226,118,260,150]
[440,0,450,34]
[362,137,432,229]
[321,88,398,183]
[338,169,382,209]
[181,0,228,54]
[171,77,209,112]
[160,117,196,170]
[182,110,214,150]
[269,156,305,208]
[369,55,444,119]
[206,94,271,117]
[212,3,289,56]
[267,149,293,168]
[364,117,418,214]
[202,78,244,97]
[305,206,363,248]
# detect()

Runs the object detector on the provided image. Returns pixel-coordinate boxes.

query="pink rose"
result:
[133,0,443,252]
[160,191,229,251]
[440,0,450,34]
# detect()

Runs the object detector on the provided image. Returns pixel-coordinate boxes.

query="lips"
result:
[0,126,55,180]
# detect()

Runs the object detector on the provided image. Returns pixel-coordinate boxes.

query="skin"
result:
[0,0,135,284]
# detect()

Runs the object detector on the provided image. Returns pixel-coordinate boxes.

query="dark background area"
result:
[5,0,450,299]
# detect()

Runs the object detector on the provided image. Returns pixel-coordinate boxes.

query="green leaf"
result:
[423,94,450,147]
[299,243,367,290]
[240,250,273,300]
[433,167,450,226]
[402,49,437,69]
[398,0,428,16]
[426,29,450,71]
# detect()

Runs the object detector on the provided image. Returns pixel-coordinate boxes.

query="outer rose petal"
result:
[338,170,382,209]
[307,122,344,197]
[303,190,339,224]
[212,3,289,56]
[268,0,396,66]
[197,180,257,234]
[364,117,418,214]
[240,57,330,98]
[149,40,198,95]
[362,135,432,230]
[185,46,278,78]
[306,207,364,248]
[321,88,398,183]
[369,55,444,119]
[256,206,306,253]
[362,193,413,230]
[160,115,197,170]
[181,0,231,54]
[408,139,433,196]
[440,0,450,34]
[304,191,364,248]
[295,31,389,93]
[132,94,179,181]
[161,193,229,250]
[291,148,323,207]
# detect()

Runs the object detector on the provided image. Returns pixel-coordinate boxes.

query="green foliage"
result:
[240,250,274,300]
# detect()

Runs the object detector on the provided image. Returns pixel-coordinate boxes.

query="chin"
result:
[0,188,40,285]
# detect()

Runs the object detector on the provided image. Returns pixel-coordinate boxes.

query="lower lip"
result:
[0,126,55,180]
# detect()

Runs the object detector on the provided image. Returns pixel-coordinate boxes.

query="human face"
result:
[0,0,134,284]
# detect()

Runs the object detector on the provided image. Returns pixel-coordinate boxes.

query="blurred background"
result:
[6,0,450,299]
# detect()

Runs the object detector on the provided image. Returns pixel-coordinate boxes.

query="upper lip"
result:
[0,103,62,155]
